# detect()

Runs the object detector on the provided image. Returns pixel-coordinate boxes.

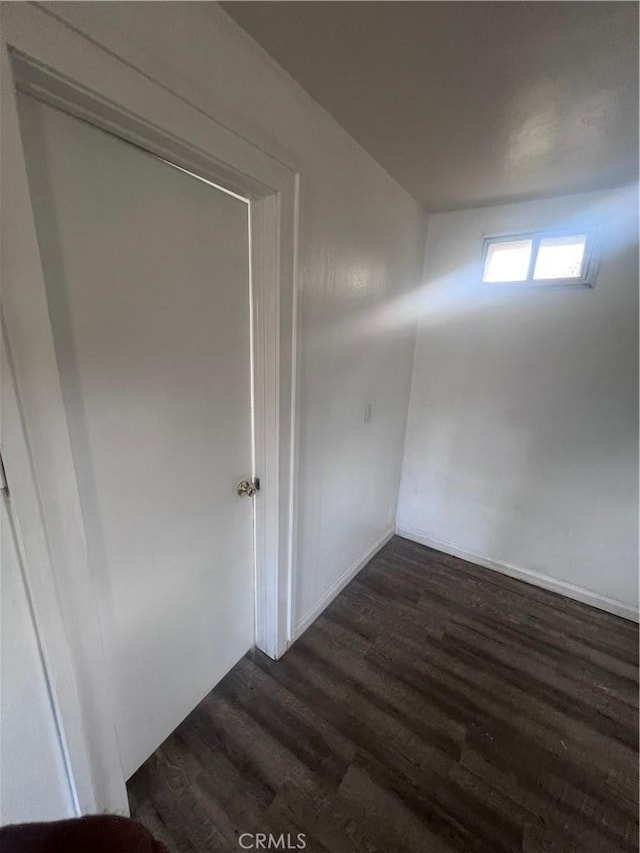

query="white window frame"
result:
[481,229,597,288]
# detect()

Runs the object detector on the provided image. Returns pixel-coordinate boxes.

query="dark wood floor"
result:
[128,536,639,852]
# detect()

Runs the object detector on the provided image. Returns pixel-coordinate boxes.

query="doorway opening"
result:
[3,39,298,814]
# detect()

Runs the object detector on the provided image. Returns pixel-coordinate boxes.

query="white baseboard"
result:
[396,526,639,624]
[293,526,395,641]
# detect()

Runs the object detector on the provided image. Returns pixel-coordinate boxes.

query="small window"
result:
[482,232,592,286]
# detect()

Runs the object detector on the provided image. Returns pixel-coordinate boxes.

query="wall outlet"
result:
[364,402,374,424]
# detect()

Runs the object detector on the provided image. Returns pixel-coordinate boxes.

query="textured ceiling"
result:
[221,1,639,211]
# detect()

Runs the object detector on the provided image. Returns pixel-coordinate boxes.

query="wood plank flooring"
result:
[128,536,639,852]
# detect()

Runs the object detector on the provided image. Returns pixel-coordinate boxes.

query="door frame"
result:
[0,3,299,815]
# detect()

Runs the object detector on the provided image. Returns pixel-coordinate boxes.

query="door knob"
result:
[237,478,259,497]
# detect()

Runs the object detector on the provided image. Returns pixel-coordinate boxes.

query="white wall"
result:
[1,499,74,823]
[37,2,425,635]
[397,185,639,619]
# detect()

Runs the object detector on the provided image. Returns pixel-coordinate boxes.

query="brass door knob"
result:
[237,479,258,497]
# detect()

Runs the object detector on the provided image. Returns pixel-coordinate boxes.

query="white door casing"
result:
[1,337,78,822]
[0,2,299,815]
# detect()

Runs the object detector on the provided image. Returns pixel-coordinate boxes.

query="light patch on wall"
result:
[363,184,638,335]
[299,185,638,350]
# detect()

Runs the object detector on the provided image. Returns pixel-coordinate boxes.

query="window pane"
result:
[533,235,586,280]
[483,239,532,282]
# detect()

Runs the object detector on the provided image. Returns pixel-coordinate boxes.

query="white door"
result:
[17,93,255,778]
